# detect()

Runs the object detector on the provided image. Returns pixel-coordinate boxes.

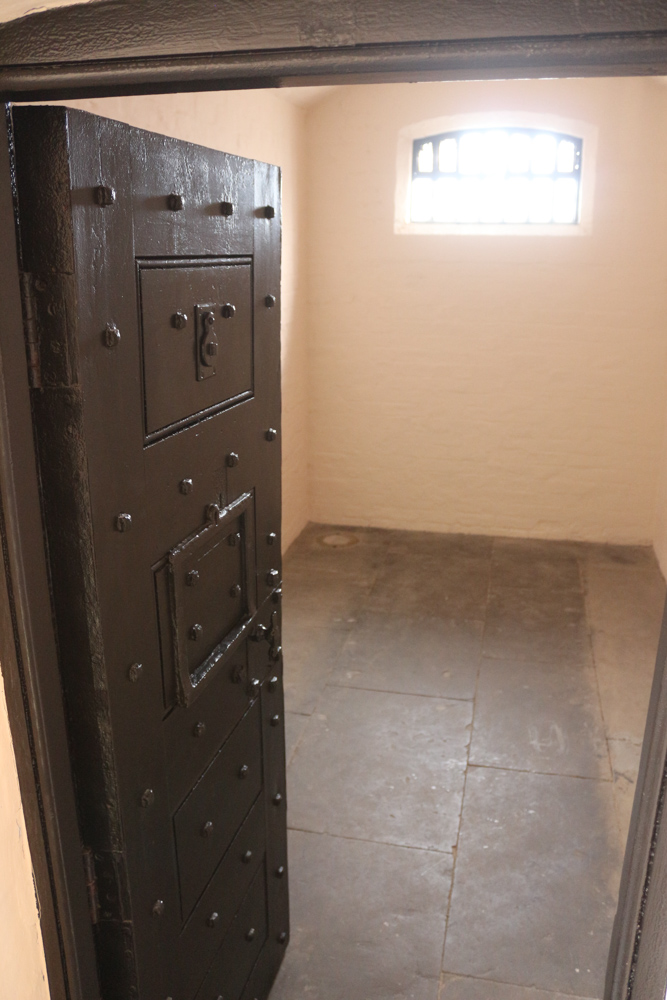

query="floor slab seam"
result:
[318,682,479,708]
[439,970,601,999]
[326,678,476,703]
[579,552,628,843]
[285,824,455,856]
[467,762,613,783]
[442,554,490,970]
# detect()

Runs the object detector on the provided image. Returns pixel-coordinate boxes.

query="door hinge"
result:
[82,846,99,925]
[19,272,42,389]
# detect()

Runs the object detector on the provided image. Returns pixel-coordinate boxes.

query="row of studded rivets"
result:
[95,183,275,221]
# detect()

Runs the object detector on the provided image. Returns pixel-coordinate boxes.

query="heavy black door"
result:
[10,106,287,1000]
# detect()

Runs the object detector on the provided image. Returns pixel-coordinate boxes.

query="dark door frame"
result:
[3,3,667,999]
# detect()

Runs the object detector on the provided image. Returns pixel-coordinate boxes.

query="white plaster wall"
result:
[652,390,667,578]
[0,665,49,1000]
[305,77,667,542]
[0,0,96,21]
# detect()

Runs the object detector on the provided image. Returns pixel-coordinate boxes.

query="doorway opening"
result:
[5,71,667,1000]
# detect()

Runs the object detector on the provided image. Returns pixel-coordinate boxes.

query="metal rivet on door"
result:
[277,931,287,944]
[94,185,116,206]
[206,503,223,524]
[207,912,219,928]
[179,478,193,494]
[140,788,155,808]
[226,452,239,468]
[201,820,214,837]
[268,676,279,691]
[189,624,203,641]
[267,532,277,545]
[171,311,188,329]
[238,764,249,779]
[243,850,253,864]
[127,662,143,683]
[115,513,132,532]
[193,721,206,738]
[265,428,277,441]
[264,294,276,308]
[152,899,165,918]
[263,205,275,219]
[103,323,121,348]
[167,193,184,211]
[221,303,236,319]
[270,714,280,727]
[275,865,285,878]
[186,570,200,587]
[266,568,279,585]
[245,928,256,942]
[229,583,241,597]
[220,201,233,216]
[273,792,282,806]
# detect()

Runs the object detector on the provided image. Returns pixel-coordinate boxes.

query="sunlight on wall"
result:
[306,77,667,544]
[0,0,97,22]
[0,663,49,1000]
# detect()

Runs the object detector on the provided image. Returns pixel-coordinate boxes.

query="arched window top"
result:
[395,112,597,236]
[411,128,582,226]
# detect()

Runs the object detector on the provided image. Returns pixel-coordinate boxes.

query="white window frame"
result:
[394,110,598,237]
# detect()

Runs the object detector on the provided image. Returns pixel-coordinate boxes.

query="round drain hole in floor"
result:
[320,532,359,548]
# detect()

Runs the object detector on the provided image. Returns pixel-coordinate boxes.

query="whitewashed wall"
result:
[305,78,667,543]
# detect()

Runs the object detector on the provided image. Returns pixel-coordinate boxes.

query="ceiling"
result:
[278,85,338,107]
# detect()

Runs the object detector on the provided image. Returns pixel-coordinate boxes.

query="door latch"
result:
[196,305,218,381]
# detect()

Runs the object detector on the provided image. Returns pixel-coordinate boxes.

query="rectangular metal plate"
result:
[168,491,257,705]
[139,258,253,441]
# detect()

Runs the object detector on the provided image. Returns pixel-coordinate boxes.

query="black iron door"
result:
[10,106,287,1000]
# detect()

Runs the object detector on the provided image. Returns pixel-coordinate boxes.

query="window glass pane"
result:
[553,177,579,223]
[531,133,558,175]
[508,132,531,174]
[411,128,582,226]
[479,178,505,223]
[483,131,509,175]
[438,137,458,173]
[417,141,434,173]
[504,177,530,223]
[459,132,485,175]
[529,178,554,223]
[459,178,481,222]
[433,177,459,222]
[557,139,575,173]
[411,177,434,221]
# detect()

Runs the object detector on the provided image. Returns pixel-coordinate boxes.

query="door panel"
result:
[139,259,254,440]
[11,105,287,1000]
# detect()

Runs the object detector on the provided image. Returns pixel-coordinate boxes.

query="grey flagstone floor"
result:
[270,525,665,1000]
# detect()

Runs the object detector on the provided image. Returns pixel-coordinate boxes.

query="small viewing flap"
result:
[139,258,253,441]
[160,491,257,705]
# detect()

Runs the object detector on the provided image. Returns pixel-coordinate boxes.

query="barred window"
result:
[411,128,582,226]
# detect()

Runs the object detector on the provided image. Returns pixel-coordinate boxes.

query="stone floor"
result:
[269,525,666,1000]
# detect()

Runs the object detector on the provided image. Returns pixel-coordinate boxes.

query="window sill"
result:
[394,221,591,236]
